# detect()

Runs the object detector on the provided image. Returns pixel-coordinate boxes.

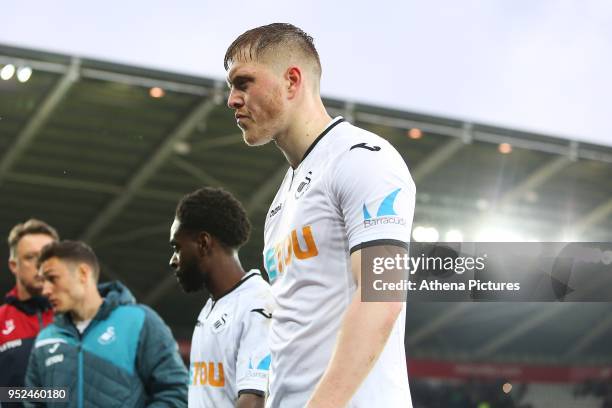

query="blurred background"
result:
[1,1,611,407]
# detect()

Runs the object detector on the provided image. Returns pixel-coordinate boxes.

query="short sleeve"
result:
[235,284,272,395]
[329,137,416,253]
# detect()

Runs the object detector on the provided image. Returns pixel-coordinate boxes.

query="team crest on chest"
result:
[211,313,230,333]
[295,171,313,199]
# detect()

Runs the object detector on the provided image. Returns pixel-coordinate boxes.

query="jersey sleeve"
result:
[235,284,272,396]
[329,138,416,253]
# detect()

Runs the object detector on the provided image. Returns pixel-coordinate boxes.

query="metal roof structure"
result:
[1,44,611,365]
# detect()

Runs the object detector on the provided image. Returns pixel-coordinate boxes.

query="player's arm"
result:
[307,136,414,407]
[24,345,45,408]
[305,250,403,408]
[235,286,272,408]
[236,392,264,408]
[136,306,189,408]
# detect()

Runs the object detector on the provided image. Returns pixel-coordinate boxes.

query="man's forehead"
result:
[17,233,54,248]
[170,218,181,239]
[226,61,258,81]
[40,257,61,273]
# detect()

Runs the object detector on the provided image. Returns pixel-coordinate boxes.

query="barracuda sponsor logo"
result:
[363,188,406,228]
[247,354,271,379]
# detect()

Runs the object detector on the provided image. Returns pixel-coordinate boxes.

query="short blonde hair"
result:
[224,23,321,77]
[8,219,59,257]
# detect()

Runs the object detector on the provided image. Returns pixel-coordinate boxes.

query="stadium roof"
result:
[1,44,611,365]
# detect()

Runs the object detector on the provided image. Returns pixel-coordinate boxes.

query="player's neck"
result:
[208,253,246,300]
[276,100,332,169]
[15,281,35,301]
[70,290,103,323]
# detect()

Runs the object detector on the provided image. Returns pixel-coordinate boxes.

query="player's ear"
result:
[8,257,17,276]
[285,66,302,99]
[197,232,212,256]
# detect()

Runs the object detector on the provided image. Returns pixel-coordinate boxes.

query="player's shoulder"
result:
[238,272,271,298]
[328,121,409,175]
[330,121,392,151]
[327,121,405,169]
[233,272,271,312]
[0,301,12,317]
[34,322,64,344]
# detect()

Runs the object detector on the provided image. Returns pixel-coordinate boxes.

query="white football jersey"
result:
[263,118,415,407]
[189,270,272,408]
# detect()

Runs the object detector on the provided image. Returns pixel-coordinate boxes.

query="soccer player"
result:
[0,219,58,400]
[225,24,416,407]
[169,187,271,408]
[26,240,188,407]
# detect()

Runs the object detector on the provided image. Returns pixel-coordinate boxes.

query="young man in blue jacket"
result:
[25,240,188,407]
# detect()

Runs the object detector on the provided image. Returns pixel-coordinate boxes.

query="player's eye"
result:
[235,79,249,91]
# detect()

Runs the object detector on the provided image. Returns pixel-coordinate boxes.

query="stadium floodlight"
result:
[445,229,463,242]
[149,86,165,98]
[407,128,422,140]
[476,227,523,242]
[16,66,32,83]
[498,143,512,154]
[476,199,489,211]
[413,225,439,242]
[1,64,15,80]
[425,227,439,242]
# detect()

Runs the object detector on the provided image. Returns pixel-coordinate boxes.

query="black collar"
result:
[299,117,346,165]
[210,271,260,302]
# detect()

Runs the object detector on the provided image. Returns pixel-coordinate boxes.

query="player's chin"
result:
[242,129,271,147]
[27,283,44,295]
[177,276,201,293]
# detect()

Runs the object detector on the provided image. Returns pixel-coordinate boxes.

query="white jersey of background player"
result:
[190,271,271,407]
[170,188,271,408]
[225,24,415,408]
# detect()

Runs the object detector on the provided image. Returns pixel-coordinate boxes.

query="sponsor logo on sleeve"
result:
[247,354,271,379]
[363,188,406,228]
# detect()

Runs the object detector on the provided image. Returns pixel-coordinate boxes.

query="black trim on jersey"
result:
[213,271,260,301]
[251,308,272,319]
[349,239,409,254]
[205,272,261,318]
[299,117,346,165]
[350,142,381,152]
[238,389,265,397]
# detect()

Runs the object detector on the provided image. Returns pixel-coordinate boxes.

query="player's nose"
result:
[169,253,178,269]
[42,281,52,297]
[227,89,243,110]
